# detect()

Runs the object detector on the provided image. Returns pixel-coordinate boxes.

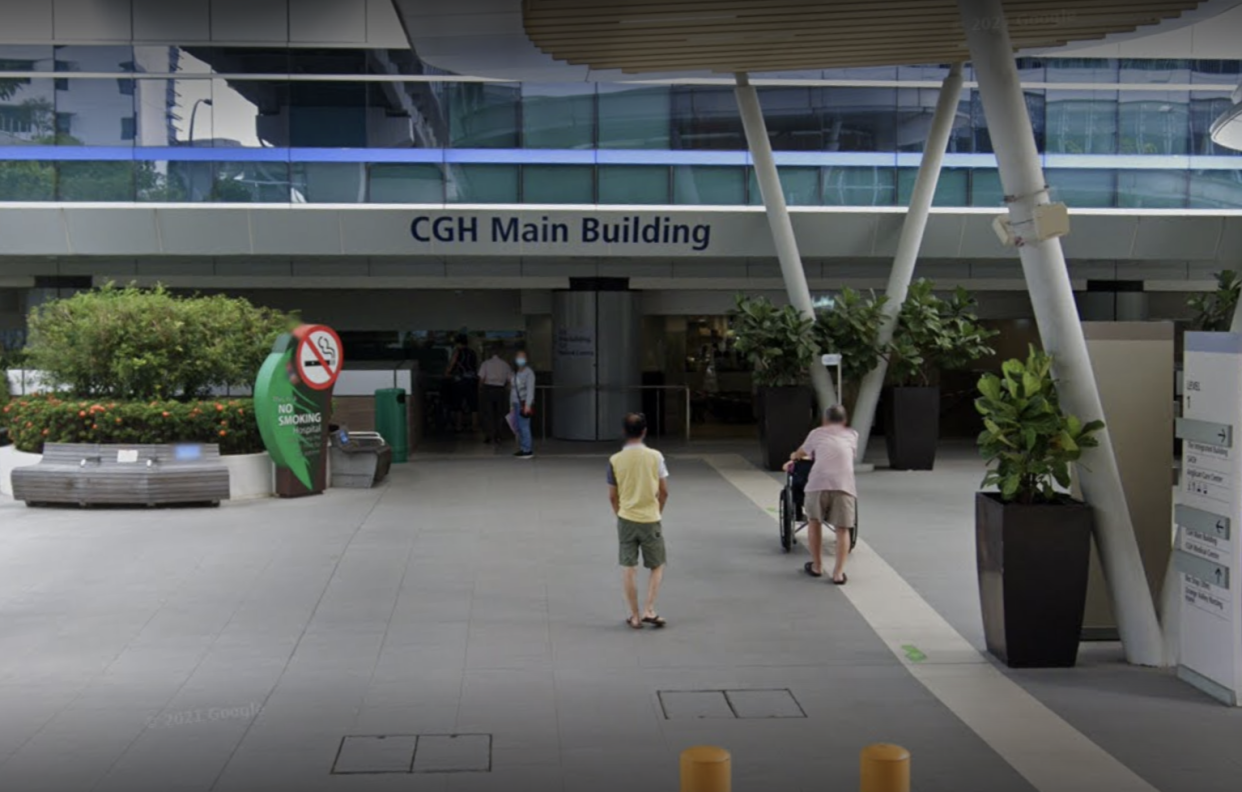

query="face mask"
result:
[516,358,527,368]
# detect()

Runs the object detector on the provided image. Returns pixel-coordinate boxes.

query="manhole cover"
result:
[658,691,735,720]
[332,735,417,774]
[725,689,806,719]
[412,734,492,773]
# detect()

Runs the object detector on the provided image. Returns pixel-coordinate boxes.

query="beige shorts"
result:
[805,490,856,529]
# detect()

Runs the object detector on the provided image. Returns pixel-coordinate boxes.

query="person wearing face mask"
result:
[510,350,536,458]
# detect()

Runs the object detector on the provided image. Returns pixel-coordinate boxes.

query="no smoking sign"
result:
[294,325,343,391]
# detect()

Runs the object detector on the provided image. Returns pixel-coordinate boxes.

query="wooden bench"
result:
[12,443,230,507]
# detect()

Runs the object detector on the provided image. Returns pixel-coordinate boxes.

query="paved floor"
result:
[0,443,1237,791]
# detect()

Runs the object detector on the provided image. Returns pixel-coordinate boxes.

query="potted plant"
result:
[813,287,889,412]
[974,347,1104,668]
[885,280,995,470]
[730,294,817,470]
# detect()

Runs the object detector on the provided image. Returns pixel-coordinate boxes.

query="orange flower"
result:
[215,404,225,412]
[91,423,98,430]
[78,410,86,418]
[41,429,48,436]
[218,430,227,437]
[115,418,122,425]
[162,411,170,418]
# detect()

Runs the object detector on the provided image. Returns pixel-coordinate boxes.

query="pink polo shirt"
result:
[799,425,859,497]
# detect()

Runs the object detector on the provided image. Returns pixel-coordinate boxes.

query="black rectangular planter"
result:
[884,386,940,470]
[975,493,1094,668]
[757,386,813,471]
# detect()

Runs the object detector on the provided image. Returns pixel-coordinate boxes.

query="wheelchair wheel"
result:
[779,488,794,553]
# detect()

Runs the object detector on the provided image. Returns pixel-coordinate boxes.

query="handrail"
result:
[532,384,692,443]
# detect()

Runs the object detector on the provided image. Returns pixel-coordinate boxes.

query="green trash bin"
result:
[374,388,409,463]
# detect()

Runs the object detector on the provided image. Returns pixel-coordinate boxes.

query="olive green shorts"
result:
[617,517,666,569]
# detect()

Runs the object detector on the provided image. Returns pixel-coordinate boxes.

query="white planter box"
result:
[223,452,275,500]
[0,446,41,497]
[0,446,274,500]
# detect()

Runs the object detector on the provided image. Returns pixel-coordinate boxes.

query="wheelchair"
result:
[778,459,859,553]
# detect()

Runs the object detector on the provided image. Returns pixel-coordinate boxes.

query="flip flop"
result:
[626,616,644,630]
[641,615,667,628]
[803,562,823,578]
[833,573,848,586]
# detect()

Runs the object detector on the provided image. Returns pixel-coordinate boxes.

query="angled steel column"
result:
[1229,289,1242,333]
[735,72,837,412]
[852,62,964,463]
[959,0,1164,666]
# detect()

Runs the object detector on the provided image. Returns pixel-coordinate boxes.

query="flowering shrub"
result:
[3,394,263,456]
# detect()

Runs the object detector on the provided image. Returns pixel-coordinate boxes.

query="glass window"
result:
[598,86,670,149]
[1045,91,1118,154]
[449,83,520,148]
[136,161,204,202]
[212,162,292,203]
[1187,171,1242,209]
[822,167,895,206]
[0,77,55,141]
[815,87,898,152]
[1189,171,1242,208]
[364,81,445,149]
[522,165,593,204]
[522,84,595,149]
[208,78,289,148]
[289,81,367,148]
[970,89,1044,153]
[369,164,444,203]
[897,167,968,206]
[671,87,745,150]
[1047,169,1116,208]
[1118,91,1190,155]
[598,165,668,204]
[57,161,134,201]
[447,164,518,203]
[291,162,367,203]
[897,88,968,153]
[673,166,745,204]
[0,44,53,72]
[1190,92,1240,156]
[1120,58,1191,84]
[1046,58,1117,83]
[0,161,55,201]
[748,166,818,206]
[970,169,1004,207]
[53,45,134,73]
[1118,170,1187,208]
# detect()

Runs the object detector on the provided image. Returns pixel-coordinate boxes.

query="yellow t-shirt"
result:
[607,443,669,524]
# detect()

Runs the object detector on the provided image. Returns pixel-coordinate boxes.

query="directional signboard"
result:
[1177,332,1242,705]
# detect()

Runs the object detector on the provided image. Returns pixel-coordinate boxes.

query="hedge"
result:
[3,395,263,456]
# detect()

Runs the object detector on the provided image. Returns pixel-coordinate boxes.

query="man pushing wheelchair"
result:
[784,405,859,585]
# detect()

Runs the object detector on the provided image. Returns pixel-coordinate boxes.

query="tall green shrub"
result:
[1188,270,1240,332]
[888,280,996,387]
[729,295,817,388]
[813,288,889,389]
[25,284,295,400]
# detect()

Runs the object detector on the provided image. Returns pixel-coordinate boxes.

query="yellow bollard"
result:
[680,746,731,792]
[860,743,911,792]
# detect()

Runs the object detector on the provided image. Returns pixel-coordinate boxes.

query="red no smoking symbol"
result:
[294,325,343,391]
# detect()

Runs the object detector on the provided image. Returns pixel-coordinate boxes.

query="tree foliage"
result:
[813,288,889,388]
[729,294,817,388]
[889,280,996,387]
[975,347,1104,504]
[1187,270,1240,332]
[26,284,296,401]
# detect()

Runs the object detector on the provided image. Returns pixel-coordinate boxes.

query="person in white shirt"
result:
[477,345,513,445]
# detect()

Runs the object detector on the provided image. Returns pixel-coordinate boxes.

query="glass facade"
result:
[1,46,1240,206]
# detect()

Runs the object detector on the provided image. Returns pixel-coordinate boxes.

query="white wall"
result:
[0,0,407,47]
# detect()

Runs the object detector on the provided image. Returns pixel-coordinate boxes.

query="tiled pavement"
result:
[0,445,1237,791]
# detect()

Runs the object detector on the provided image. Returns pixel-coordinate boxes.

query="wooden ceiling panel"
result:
[522,0,1205,72]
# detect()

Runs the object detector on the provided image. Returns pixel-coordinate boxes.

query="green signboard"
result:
[254,324,343,497]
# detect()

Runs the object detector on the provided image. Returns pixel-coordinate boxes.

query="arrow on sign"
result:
[1216,568,1223,585]
[1220,430,1229,443]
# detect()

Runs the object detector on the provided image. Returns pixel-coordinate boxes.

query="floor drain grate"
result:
[331,734,492,775]
[658,689,806,720]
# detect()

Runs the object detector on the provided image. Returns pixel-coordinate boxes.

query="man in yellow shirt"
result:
[607,413,670,630]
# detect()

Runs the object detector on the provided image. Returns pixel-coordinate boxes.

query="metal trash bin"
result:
[375,388,409,463]
[328,429,393,489]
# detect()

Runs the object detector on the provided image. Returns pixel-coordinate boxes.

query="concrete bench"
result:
[12,443,230,507]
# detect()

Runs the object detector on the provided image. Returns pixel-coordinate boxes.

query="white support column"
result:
[852,62,963,463]
[1229,295,1242,333]
[959,0,1164,666]
[735,73,837,412]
